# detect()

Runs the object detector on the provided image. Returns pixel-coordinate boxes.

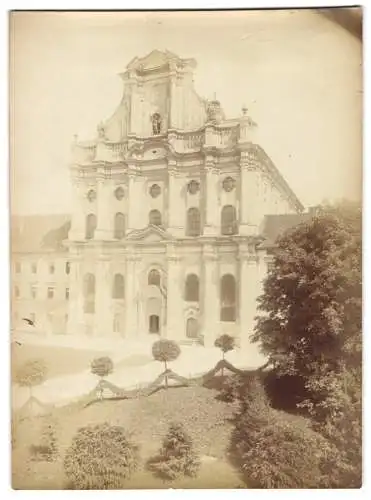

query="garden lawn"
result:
[12,385,244,489]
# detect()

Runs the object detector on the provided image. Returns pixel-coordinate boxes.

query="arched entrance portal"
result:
[149,314,160,334]
[186,317,199,339]
[147,297,162,335]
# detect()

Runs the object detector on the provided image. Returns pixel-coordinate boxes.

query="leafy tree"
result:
[147,422,200,481]
[252,202,362,486]
[64,423,138,489]
[214,334,235,377]
[90,357,114,399]
[152,339,181,389]
[14,359,47,399]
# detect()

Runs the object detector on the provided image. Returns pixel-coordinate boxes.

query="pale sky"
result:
[10,10,362,215]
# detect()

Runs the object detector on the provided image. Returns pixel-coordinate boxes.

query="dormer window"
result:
[152,113,162,135]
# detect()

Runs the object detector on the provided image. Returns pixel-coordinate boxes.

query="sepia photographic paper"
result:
[9,8,362,490]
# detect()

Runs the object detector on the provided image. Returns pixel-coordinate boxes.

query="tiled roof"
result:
[11,214,71,253]
[259,212,313,249]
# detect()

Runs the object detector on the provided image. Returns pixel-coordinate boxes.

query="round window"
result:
[222,177,236,193]
[114,186,125,201]
[149,184,161,198]
[187,180,200,195]
[87,189,96,202]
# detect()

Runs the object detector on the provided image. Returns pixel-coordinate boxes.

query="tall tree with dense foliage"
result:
[252,201,361,486]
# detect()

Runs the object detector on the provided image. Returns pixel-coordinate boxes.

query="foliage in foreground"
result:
[14,359,48,396]
[64,423,139,489]
[90,357,114,378]
[230,376,333,488]
[30,416,58,462]
[147,422,200,481]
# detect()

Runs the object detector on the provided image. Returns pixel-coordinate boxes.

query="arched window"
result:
[114,212,126,239]
[220,274,236,322]
[152,113,162,135]
[148,269,161,287]
[83,273,95,313]
[149,209,162,226]
[185,274,199,302]
[186,207,201,237]
[221,205,237,235]
[112,274,125,299]
[85,213,97,240]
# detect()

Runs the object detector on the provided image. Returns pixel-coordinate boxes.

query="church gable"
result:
[126,225,175,243]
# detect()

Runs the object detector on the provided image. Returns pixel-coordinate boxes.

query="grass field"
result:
[12,385,245,489]
[11,343,152,381]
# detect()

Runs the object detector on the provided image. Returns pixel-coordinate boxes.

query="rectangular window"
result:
[65,261,70,275]
[49,263,55,274]
[47,287,54,299]
[14,286,20,298]
[65,288,70,300]
[31,263,37,274]
[30,286,37,299]
[15,262,21,274]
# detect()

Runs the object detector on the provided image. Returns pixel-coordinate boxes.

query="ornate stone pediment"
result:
[126,225,175,243]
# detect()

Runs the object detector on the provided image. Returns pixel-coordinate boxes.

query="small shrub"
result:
[147,422,200,481]
[152,339,181,388]
[30,417,58,462]
[214,334,235,359]
[64,423,138,489]
[219,374,246,403]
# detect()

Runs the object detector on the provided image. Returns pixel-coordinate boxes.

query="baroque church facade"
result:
[64,50,304,349]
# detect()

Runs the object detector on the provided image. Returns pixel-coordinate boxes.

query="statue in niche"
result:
[97,121,106,140]
[152,112,162,135]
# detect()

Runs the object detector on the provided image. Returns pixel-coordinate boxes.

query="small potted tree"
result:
[214,334,235,377]
[152,339,181,389]
[90,356,114,400]
[14,359,48,412]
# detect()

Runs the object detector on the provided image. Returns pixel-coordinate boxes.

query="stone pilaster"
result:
[94,258,113,337]
[239,151,262,236]
[124,250,138,337]
[238,243,261,351]
[167,162,184,237]
[127,168,143,232]
[202,244,220,346]
[69,180,86,241]
[67,259,84,335]
[166,244,183,340]
[95,170,113,240]
[204,157,219,236]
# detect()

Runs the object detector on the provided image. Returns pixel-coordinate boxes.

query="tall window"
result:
[112,274,125,299]
[186,207,201,237]
[47,287,54,299]
[220,274,237,322]
[31,263,37,274]
[85,213,97,240]
[65,261,70,275]
[14,285,20,298]
[185,274,199,302]
[149,209,162,226]
[221,205,238,235]
[148,269,161,287]
[49,263,55,274]
[83,273,95,313]
[114,212,126,239]
[15,262,21,274]
[65,288,70,300]
[30,285,37,299]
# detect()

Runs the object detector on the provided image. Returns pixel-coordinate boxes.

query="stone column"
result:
[239,151,262,236]
[69,180,86,241]
[67,259,84,335]
[204,157,219,236]
[202,244,220,346]
[125,250,138,337]
[95,171,113,240]
[238,243,261,353]
[94,258,113,337]
[166,244,183,340]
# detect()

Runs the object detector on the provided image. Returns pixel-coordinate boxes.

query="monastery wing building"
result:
[12,50,308,351]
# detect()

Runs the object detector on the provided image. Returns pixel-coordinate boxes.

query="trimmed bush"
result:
[14,359,47,398]
[230,376,332,488]
[214,334,235,359]
[147,422,200,481]
[152,339,181,388]
[64,423,138,489]
[90,356,114,378]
